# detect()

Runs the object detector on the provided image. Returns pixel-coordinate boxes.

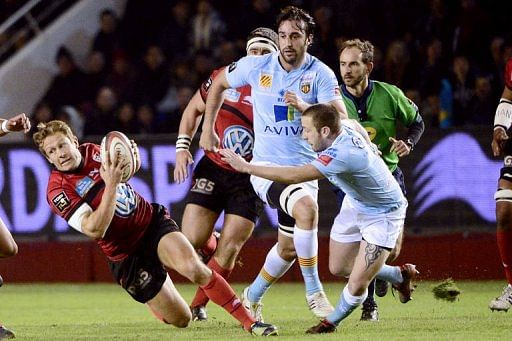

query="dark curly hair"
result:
[276,6,316,37]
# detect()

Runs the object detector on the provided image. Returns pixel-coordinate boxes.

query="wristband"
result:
[176,134,192,151]
[1,120,12,133]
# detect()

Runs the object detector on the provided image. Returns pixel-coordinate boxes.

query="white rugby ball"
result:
[100,131,140,183]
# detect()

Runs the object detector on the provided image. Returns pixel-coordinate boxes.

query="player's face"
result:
[42,132,82,171]
[247,46,273,56]
[339,47,369,88]
[302,116,328,152]
[278,20,311,67]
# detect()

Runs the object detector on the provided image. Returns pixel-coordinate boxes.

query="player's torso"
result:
[342,82,398,169]
[323,128,405,212]
[47,144,152,259]
[207,84,254,170]
[245,55,323,165]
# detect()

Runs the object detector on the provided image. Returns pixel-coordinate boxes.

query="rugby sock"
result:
[191,258,232,308]
[375,264,403,284]
[248,243,295,303]
[201,270,255,331]
[327,285,368,326]
[294,227,322,295]
[497,230,512,284]
[199,232,219,260]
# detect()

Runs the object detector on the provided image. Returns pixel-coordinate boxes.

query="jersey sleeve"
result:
[200,69,223,102]
[395,87,420,126]
[311,146,348,178]
[47,177,90,232]
[224,56,255,89]
[316,65,342,104]
[505,58,512,90]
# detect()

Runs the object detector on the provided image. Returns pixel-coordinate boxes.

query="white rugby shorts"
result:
[249,161,318,205]
[330,197,407,249]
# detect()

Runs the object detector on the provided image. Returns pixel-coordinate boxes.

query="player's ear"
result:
[366,62,374,75]
[320,126,330,137]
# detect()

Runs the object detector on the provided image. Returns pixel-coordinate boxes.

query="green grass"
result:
[1,281,511,340]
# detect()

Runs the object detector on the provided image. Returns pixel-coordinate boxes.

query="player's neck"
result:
[346,79,369,98]
[278,54,306,72]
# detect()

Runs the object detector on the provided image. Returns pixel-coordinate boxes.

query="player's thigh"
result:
[328,238,359,277]
[216,214,255,260]
[146,275,191,327]
[181,204,219,248]
[157,232,210,283]
[0,219,17,257]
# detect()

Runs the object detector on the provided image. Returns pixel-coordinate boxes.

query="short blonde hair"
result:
[33,120,75,155]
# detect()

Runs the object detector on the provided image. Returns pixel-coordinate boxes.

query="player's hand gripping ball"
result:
[100,131,140,182]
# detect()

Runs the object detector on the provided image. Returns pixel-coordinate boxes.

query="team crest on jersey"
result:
[365,126,377,141]
[318,154,333,166]
[299,72,315,94]
[352,136,364,149]
[115,183,137,217]
[300,82,311,94]
[224,88,241,102]
[92,152,101,163]
[52,191,70,212]
[223,125,254,157]
[259,73,272,88]
[75,176,95,197]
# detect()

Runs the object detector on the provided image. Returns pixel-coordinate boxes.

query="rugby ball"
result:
[100,131,140,183]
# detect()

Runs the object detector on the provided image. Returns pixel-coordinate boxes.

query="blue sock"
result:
[294,227,322,295]
[375,265,403,284]
[248,244,294,302]
[327,286,367,326]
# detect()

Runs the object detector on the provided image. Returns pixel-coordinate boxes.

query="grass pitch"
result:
[1,281,510,340]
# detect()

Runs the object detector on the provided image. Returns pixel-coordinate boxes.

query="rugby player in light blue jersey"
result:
[220,103,419,334]
[200,6,348,321]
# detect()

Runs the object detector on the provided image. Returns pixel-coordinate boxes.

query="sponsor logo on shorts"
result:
[191,178,215,194]
[52,192,70,212]
[126,269,152,296]
[505,156,512,167]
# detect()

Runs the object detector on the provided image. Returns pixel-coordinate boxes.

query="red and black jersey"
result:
[46,143,153,261]
[506,58,512,90]
[200,68,254,171]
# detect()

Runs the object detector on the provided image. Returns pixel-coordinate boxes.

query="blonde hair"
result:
[33,120,75,155]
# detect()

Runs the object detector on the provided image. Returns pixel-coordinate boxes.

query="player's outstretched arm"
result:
[0,113,31,136]
[200,72,229,152]
[80,151,127,239]
[220,149,324,184]
[174,90,206,183]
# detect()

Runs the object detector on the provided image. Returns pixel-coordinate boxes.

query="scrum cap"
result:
[246,27,278,53]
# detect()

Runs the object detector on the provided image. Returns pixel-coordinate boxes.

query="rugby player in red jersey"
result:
[490,55,512,312]
[0,113,31,340]
[173,27,278,321]
[33,120,278,336]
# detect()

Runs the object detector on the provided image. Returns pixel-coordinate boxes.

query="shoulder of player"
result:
[372,80,403,97]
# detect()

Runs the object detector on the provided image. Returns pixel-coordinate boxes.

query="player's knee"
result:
[329,263,350,277]
[291,197,318,226]
[277,243,297,261]
[172,316,190,328]
[0,240,17,258]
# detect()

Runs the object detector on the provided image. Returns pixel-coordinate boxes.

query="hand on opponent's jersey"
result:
[220,149,249,173]
[199,129,220,152]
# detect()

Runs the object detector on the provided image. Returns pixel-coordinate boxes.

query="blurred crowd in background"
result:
[3,0,510,139]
